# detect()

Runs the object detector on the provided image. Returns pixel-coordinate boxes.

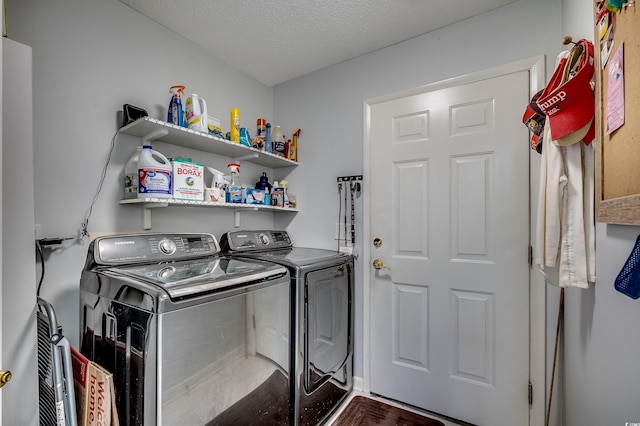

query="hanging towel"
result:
[534,51,596,288]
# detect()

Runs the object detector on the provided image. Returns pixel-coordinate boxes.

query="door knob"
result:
[372,259,391,270]
[0,370,12,388]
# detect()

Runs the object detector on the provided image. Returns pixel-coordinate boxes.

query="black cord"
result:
[36,240,45,298]
[80,130,119,238]
[337,183,342,252]
[35,237,74,299]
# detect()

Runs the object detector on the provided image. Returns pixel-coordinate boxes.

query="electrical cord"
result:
[35,237,75,298]
[80,130,119,239]
[36,240,45,298]
[337,183,343,252]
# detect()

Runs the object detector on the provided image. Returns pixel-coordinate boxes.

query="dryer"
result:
[220,230,354,426]
[79,233,291,425]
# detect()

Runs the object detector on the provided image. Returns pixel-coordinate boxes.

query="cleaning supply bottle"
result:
[124,146,143,199]
[185,94,208,133]
[168,85,186,127]
[138,145,172,199]
[280,180,290,208]
[254,172,272,192]
[230,107,240,142]
[271,125,285,157]
[226,163,243,203]
[290,128,300,162]
[271,180,284,207]
[265,123,273,153]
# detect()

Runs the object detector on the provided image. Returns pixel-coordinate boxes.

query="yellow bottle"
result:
[230,107,240,142]
[290,129,300,162]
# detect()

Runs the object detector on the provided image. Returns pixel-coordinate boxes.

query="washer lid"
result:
[108,255,287,299]
[249,247,351,267]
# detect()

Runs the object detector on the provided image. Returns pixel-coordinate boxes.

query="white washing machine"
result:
[220,230,354,426]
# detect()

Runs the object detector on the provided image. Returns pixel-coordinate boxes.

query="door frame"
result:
[362,55,547,425]
[0,5,4,420]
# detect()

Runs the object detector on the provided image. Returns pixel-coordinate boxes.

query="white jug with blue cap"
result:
[185,94,208,133]
[138,145,172,199]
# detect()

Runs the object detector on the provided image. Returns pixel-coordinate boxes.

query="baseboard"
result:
[353,375,364,392]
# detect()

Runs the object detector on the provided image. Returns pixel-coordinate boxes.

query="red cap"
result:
[536,39,595,145]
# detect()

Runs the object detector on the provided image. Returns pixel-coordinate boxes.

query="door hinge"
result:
[528,245,533,267]
[528,381,533,405]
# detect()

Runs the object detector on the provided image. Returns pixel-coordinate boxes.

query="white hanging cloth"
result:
[534,49,596,288]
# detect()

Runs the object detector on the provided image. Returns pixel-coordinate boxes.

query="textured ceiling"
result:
[119,0,518,86]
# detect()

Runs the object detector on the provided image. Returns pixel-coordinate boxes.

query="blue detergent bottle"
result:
[168,85,186,127]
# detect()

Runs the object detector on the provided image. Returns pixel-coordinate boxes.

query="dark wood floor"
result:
[328,395,468,426]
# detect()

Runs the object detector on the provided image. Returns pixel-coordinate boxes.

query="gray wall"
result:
[8,0,640,424]
[8,0,278,344]
[272,0,562,420]
[274,0,640,425]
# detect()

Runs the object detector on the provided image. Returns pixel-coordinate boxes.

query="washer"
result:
[220,230,354,426]
[79,233,291,425]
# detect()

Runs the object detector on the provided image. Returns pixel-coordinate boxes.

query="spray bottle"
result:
[226,163,243,203]
[168,85,186,127]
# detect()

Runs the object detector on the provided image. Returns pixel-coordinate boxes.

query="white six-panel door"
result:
[369,70,531,426]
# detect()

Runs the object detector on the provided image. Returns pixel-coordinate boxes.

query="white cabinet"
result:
[119,117,298,229]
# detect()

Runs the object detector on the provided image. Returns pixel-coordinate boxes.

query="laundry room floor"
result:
[325,392,468,426]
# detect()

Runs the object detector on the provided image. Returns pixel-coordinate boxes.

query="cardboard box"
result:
[71,347,119,426]
[171,159,204,201]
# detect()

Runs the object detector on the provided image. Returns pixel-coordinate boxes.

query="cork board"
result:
[595,2,640,224]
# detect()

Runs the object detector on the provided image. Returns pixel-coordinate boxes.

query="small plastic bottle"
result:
[271,181,284,207]
[280,180,290,208]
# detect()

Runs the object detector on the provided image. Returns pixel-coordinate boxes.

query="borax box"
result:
[171,158,204,201]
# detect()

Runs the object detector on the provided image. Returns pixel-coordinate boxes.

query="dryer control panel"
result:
[221,230,292,252]
[91,233,219,266]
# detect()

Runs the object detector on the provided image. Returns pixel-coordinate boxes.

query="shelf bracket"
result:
[234,210,241,228]
[142,202,169,230]
[142,129,169,145]
[143,206,152,230]
[234,153,259,162]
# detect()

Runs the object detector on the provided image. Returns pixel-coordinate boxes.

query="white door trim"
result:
[362,55,547,426]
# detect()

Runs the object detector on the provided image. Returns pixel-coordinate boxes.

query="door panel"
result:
[370,70,530,426]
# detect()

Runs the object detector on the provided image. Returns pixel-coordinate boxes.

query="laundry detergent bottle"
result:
[168,85,186,127]
[138,145,172,199]
[124,145,143,199]
[185,94,208,133]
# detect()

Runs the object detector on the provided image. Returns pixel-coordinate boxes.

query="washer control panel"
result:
[221,230,292,252]
[92,233,219,265]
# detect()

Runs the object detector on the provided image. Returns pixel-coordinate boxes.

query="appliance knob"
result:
[158,266,176,279]
[159,239,176,255]
[258,233,270,245]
